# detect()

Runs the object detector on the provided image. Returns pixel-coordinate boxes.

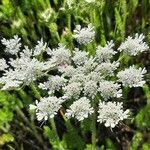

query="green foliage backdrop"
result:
[0,0,150,149]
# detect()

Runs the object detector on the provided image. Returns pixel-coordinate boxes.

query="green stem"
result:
[91,101,97,148]
[50,118,60,142]
[67,13,71,31]
[30,83,41,99]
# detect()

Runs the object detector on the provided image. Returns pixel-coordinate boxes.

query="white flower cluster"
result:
[96,41,116,62]
[0,38,52,90]
[39,75,67,94]
[117,65,147,87]
[65,97,94,121]
[47,43,71,65]
[1,35,21,55]
[1,29,148,127]
[99,81,122,100]
[33,39,47,56]
[97,102,129,128]
[30,96,63,121]
[73,24,95,44]
[118,33,149,56]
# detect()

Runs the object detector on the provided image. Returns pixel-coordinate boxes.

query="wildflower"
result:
[72,48,89,66]
[65,97,94,121]
[82,57,98,73]
[41,8,54,22]
[97,101,129,128]
[66,0,74,9]
[118,33,149,56]
[33,39,47,56]
[38,75,67,94]
[73,24,95,44]
[69,73,86,84]
[96,41,116,62]
[117,65,146,87]
[99,81,122,100]
[58,65,77,77]
[0,58,8,71]
[85,0,95,3]
[86,71,103,82]
[84,80,98,99]
[1,35,21,55]
[95,61,119,76]
[47,44,71,65]
[63,82,82,99]
[29,97,63,121]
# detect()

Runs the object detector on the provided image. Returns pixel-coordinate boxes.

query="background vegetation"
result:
[0,0,150,149]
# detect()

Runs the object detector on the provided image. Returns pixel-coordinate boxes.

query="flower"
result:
[73,24,95,44]
[81,57,98,73]
[86,71,103,82]
[65,97,94,121]
[63,82,82,99]
[97,101,129,128]
[84,80,98,99]
[1,35,21,55]
[85,0,95,3]
[69,73,86,84]
[117,65,147,87]
[41,8,54,22]
[72,48,89,66]
[29,97,63,121]
[95,61,119,76]
[47,43,71,65]
[58,65,77,77]
[33,39,47,56]
[98,81,122,100]
[38,75,67,94]
[0,51,47,90]
[118,33,149,56]
[0,58,8,71]
[96,41,116,62]
[66,0,74,9]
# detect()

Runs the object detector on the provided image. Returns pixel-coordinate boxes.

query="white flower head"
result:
[86,71,103,82]
[66,0,74,9]
[63,82,82,99]
[0,58,8,71]
[58,65,77,77]
[73,24,95,44]
[33,39,47,56]
[85,0,95,3]
[95,61,119,76]
[118,33,149,56]
[48,44,71,65]
[0,70,22,90]
[96,41,117,62]
[30,97,63,121]
[99,81,122,100]
[65,97,94,121]
[117,65,147,87]
[38,75,67,94]
[81,57,98,73]
[41,8,53,22]
[84,80,98,99]
[1,35,21,55]
[72,48,89,66]
[69,73,86,84]
[97,101,129,128]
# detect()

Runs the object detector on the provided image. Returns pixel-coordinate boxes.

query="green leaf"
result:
[106,138,117,150]
[129,132,142,150]
[0,133,14,146]
[63,121,86,150]
[135,104,150,128]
